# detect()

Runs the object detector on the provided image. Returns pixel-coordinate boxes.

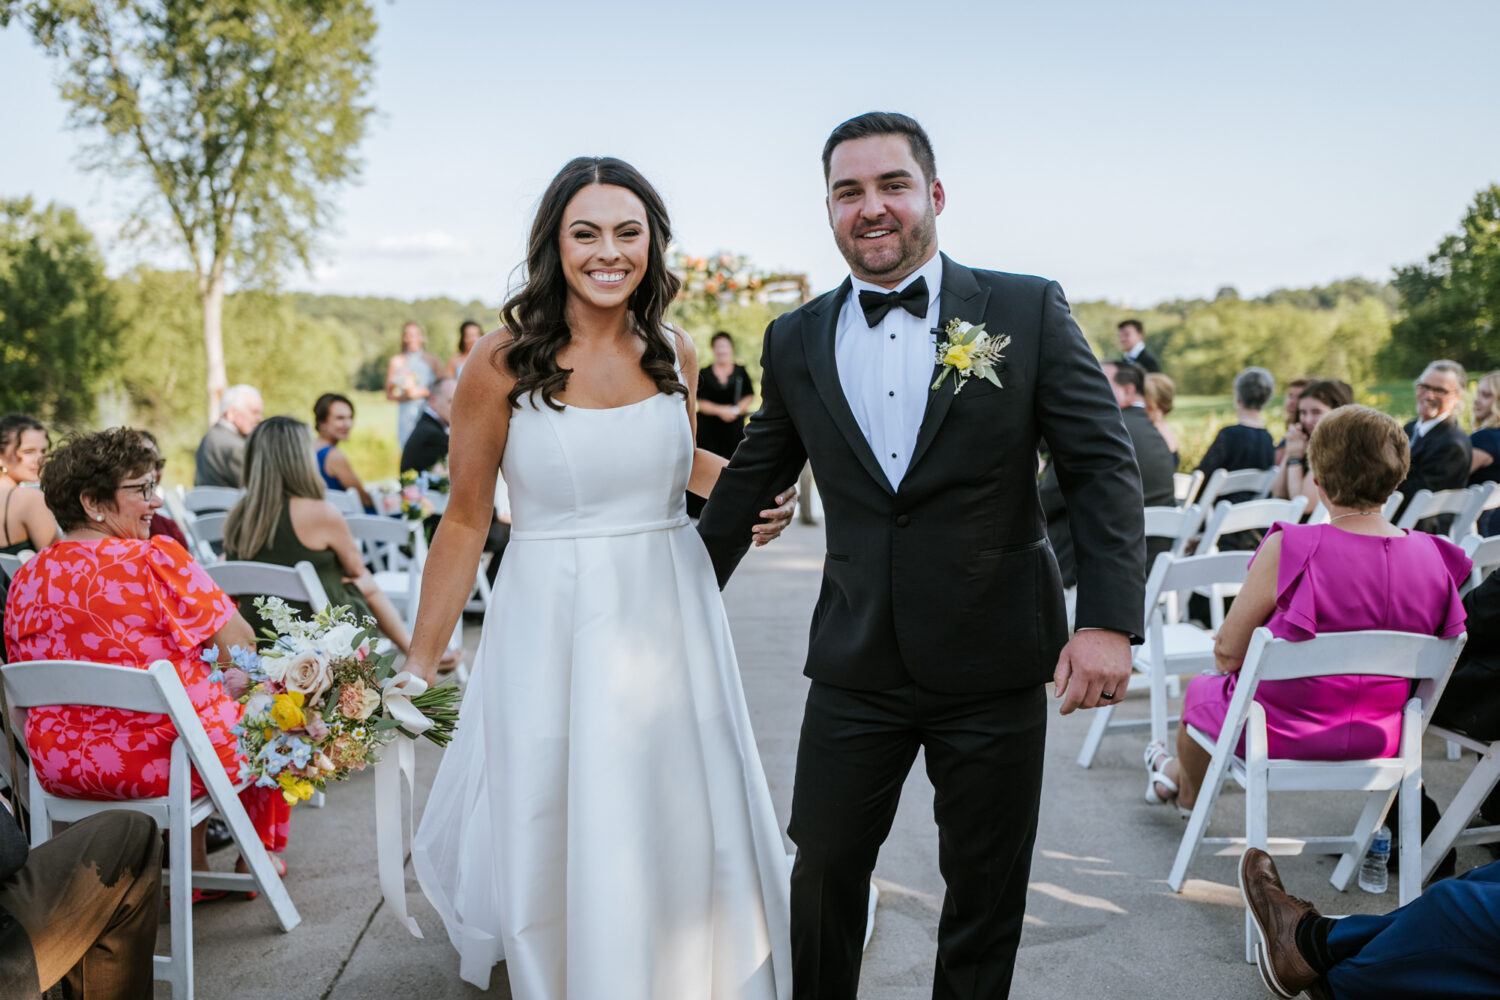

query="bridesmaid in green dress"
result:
[222,417,459,673]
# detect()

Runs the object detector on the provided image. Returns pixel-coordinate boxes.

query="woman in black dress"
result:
[689,331,755,516]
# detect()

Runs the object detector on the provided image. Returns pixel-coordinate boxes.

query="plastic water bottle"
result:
[1358,826,1391,893]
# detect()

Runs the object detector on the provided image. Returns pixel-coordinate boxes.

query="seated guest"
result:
[447,319,483,378]
[0,414,57,557]
[135,428,191,549]
[1470,370,1500,535]
[1271,378,1353,510]
[1143,372,1180,467]
[0,807,162,999]
[194,383,263,488]
[223,417,459,669]
[399,377,456,477]
[313,393,375,512]
[1042,361,1175,585]
[399,377,508,579]
[1240,847,1500,1000]
[1398,360,1472,533]
[1272,376,1315,465]
[1116,318,1160,372]
[4,428,290,882]
[1144,406,1470,813]
[1197,367,1276,499]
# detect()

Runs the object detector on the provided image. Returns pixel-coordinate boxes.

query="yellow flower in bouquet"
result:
[278,772,316,804]
[269,692,306,731]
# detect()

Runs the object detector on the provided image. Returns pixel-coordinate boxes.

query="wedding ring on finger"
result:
[1100,691,1116,701]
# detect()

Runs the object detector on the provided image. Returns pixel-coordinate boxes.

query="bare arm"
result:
[15,489,58,549]
[207,611,256,661]
[1474,446,1495,475]
[384,355,405,402]
[291,499,414,652]
[324,448,375,511]
[405,333,511,683]
[1212,532,1281,673]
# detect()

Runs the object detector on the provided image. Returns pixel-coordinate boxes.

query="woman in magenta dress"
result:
[1145,405,1471,812]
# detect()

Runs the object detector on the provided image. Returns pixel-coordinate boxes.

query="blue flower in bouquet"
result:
[255,773,279,789]
[287,738,314,769]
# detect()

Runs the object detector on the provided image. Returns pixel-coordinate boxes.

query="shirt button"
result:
[890,452,898,459]
[888,390,895,397]
[896,514,911,527]
[889,333,896,340]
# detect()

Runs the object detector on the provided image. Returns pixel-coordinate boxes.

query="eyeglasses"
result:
[118,478,159,501]
[1415,382,1458,397]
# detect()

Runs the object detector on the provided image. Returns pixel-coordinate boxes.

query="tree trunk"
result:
[201,268,227,425]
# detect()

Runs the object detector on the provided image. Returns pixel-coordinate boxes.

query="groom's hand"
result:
[1053,629,1131,715]
[750,486,798,547]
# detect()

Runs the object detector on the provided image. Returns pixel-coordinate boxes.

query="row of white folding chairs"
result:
[1392,482,1500,540]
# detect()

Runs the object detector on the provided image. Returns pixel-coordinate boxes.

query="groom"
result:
[698,112,1145,999]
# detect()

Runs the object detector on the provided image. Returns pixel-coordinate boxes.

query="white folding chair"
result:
[1459,534,1500,596]
[1174,470,1205,508]
[1395,487,1474,535]
[2,659,302,998]
[1421,723,1500,882]
[206,560,331,617]
[1195,467,1275,512]
[188,511,228,563]
[1077,550,1251,767]
[0,552,28,580]
[1144,504,1205,559]
[325,489,364,515]
[159,487,212,561]
[1164,628,1466,961]
[180,485,244,514]
[1198,496,1308,555]
[1382,491,1405,522]
[1453,482,1500,540]
[344,515,426,626]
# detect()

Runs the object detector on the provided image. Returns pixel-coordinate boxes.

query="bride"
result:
[404,156,797,997]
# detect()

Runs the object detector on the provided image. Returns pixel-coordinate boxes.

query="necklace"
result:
[1330,509,1381,523]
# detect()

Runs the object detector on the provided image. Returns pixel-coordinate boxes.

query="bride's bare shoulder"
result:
[461,328,519,387]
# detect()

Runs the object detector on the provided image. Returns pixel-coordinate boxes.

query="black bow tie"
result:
[858,276,929,327]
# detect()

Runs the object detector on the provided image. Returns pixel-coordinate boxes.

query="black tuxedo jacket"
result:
[1400,416,1472,500]
[400,411,449,476]
[697,255,1146,694]
[1129,347,1161,373]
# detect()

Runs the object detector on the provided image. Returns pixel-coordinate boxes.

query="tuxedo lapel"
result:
[906,254,991,476]
[801,278,895,495]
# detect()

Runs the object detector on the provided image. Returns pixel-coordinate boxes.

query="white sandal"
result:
[1143,740,1179,804]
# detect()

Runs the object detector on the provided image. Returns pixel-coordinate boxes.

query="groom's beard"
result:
[835,203,938,285]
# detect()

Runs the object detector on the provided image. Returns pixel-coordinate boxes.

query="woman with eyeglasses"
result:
[3,428,291,896]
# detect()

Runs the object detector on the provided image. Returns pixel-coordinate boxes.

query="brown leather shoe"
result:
[1238,848,1321,998]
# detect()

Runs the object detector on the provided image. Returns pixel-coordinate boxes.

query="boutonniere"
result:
[931,318,1010,394]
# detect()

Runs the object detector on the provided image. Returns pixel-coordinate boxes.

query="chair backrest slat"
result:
[182,486,244,515]
[1395,487,1472,531]
[2,660,173,714]
[1199,496,1307,552]
[207,559,331,612]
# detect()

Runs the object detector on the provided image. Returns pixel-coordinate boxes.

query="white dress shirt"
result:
[1412,415,1444,441]
[834,253,944,490]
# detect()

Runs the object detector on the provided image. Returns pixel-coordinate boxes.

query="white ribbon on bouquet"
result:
[375,670,433,937]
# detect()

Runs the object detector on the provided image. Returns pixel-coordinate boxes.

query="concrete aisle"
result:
[178,518,1487,998]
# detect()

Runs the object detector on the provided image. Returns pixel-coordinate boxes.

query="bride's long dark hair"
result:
[496,157,685,410]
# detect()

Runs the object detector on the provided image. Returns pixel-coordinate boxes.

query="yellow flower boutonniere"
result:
[932,318,1010,394]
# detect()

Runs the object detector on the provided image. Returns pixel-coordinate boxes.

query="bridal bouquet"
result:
[207,598,460,804]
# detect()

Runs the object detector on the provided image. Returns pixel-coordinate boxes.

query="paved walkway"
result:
[178,519,1488,998]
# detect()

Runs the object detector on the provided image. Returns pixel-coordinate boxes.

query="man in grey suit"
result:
[193,384,262,488]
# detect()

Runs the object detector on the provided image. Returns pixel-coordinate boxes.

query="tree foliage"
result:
[1383,184,1500,377]
[5,0,376,419]
[0,196,122,426]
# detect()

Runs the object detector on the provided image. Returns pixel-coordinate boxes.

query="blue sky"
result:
[2,0,1497,307]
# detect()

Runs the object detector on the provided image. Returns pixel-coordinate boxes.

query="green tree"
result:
[4,0,376,423]
[1383,184,1500,376]
[0,196,122,425]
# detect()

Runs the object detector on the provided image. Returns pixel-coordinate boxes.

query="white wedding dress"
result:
[412,389,792,998]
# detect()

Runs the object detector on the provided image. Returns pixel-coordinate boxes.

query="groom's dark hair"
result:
[822,112,937,184]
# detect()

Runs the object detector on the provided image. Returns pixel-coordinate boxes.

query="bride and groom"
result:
[403,111,1147,999]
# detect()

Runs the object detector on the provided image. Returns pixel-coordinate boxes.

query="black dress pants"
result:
[787,680,1047,1000]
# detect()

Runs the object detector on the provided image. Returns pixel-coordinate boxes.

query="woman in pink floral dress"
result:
[3,429,288,881]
